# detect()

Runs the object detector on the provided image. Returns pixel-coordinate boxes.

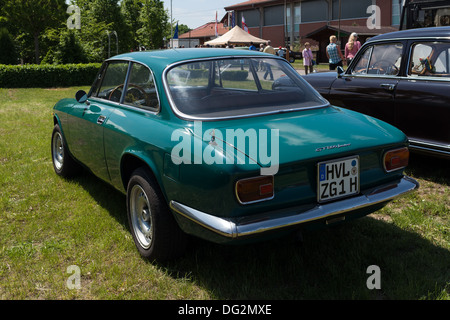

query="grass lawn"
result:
[291,59,331,72]
[0,87,449,300]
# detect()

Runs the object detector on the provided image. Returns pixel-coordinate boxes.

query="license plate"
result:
[317,156,360,203]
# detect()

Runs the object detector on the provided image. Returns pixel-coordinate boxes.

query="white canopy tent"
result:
[204,26,268,47]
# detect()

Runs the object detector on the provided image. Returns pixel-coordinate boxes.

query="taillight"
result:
[236,176,274,204]
[384,147,409,172]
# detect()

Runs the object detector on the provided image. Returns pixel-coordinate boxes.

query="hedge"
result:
[0,63,102,88]
[221,70,248,81]
[189,69,249,81]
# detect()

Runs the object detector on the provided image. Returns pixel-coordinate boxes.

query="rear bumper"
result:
[170,176,419,243]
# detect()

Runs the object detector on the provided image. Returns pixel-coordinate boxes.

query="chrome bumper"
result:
[169,176,419,241]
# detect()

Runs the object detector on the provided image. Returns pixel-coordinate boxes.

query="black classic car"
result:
[304,26,450,158]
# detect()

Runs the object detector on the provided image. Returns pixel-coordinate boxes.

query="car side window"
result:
[93,61,129,102]
[352,47,372,75]
[123,63,159,110]
[351,43,403,76]
[409,42,450,77]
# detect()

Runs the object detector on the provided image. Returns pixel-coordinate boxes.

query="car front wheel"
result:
[51,124,80,178]
[127,167,186,262]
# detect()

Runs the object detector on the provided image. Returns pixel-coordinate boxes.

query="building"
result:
[224,0,402,62]
[178,22,230,47]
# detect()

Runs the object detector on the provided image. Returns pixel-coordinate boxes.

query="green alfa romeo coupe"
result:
[51,48,419,261]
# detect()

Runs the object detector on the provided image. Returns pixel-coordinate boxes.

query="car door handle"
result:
[380,83,396,91]
[97,115,106,125]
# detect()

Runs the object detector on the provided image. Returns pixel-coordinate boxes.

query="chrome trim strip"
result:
[162,56,329,122]
[89,97,159,116]
[343,73,450,82]
[409,139,450,149]
[170,201,238,238]
[170,176,419,239]
[409,140,450,156]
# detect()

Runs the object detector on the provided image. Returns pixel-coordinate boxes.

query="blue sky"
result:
[164,0,240,29]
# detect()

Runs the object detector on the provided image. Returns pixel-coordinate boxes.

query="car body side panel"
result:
[328,75,398,124]
[66,100,113,182]
[395,78,450,147]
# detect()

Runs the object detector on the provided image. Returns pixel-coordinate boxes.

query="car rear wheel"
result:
[127,167,186,262]
[51,124,81,178]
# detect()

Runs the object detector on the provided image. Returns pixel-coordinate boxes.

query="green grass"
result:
[0,87,449,300]
[291,59,330,72]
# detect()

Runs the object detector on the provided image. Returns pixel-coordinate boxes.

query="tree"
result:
[0,0,66,64]
[137,0,169,49]
[54,30,88,64]
[121,0,144,50]
[0,28,17,64]
[177,24,191,36]
[89,0,129,54]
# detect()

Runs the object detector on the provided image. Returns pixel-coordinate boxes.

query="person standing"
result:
[326,35,345,70]
[302,42,314,75]
[263,40,276,55]
[277,46,286,59]
[345,32,361,65]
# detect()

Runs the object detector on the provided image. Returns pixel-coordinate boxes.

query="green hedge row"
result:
[221,70,249,81]
[0,63,102,88]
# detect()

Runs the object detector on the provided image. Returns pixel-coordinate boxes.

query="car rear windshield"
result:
[165,57,327,119]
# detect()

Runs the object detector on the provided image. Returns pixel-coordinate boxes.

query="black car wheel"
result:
[127,167,186,262]
[51,124,81,178]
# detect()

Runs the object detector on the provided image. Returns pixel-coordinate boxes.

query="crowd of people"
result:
[248,32,362,75]
[172,32,362,76]
[326,32,361,71]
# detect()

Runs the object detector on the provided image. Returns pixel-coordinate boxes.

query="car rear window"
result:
[165,57,327,119]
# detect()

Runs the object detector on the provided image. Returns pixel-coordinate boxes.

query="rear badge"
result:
[316,143,351,152]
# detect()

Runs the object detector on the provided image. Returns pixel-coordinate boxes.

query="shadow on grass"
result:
[73,160,449,300]
[407,153,450,186]
[166,217,449,300]
[71,171,128,228]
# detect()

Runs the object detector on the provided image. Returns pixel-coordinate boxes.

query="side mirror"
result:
[75,90,88,103]
[336,66,345,78]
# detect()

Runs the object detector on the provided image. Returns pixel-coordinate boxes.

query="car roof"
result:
[108,48,274,73]
[368,26,450,42]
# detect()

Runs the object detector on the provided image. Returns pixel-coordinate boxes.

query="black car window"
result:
[94,61,129,102]
[352,47,372,75]
[123,63,159,111]
[351,43,403,76]
[409,42,450,77]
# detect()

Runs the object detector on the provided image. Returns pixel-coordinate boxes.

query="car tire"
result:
[126,167,187,262]
[289,56,295,63]
[51,124,81,178]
